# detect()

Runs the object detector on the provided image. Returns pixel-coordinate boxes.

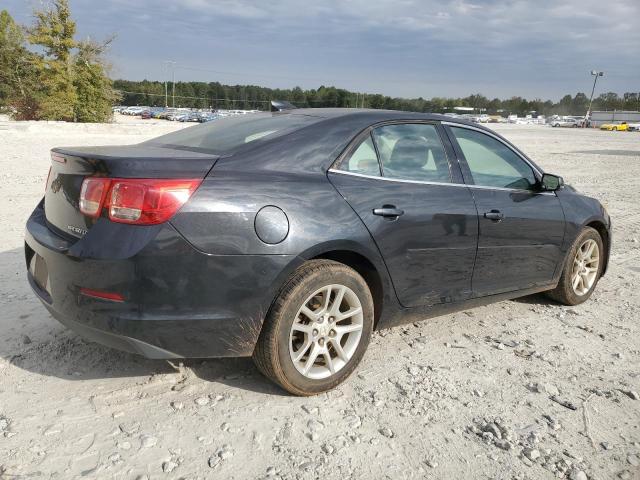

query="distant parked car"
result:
[197,112,219,123]
[167,110,191,121]
[179,112,201,122]
[123,106,148,116]
[551,118,580,128]
[601,122,628,131]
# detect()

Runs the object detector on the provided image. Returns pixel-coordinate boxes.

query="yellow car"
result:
[600,122,628,131]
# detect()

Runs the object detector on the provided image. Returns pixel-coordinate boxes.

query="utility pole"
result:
[171,62,176,108]
[163,60,176,108]
[586,70,604,126]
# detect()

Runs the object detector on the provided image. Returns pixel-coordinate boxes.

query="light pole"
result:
[162,60,176,108]
[586,70,604,126]
[172,64,176,108]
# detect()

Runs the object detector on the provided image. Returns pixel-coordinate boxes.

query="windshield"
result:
[145,112,321,154]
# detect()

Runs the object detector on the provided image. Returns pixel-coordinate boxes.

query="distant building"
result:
[590,110,640,127]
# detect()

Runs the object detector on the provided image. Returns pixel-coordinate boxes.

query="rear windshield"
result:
[145,113,321,154]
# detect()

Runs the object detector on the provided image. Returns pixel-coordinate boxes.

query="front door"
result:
[329,122,478,307]
[446,125,565,297]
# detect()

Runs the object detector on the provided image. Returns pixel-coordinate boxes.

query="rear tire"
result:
[546,227,603,305]
[253,260,374,396]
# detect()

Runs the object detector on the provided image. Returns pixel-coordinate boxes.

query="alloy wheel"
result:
[289,284,364,380]
[571,239,600,296]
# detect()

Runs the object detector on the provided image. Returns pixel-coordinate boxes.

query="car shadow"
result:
[6,327,285,395]
[1,246,287,396]
[511,292,562,305]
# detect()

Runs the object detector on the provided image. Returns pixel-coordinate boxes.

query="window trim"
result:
[328,120,554,196]
[327,168,555,195]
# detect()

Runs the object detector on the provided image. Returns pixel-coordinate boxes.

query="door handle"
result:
[373,205,404,218]
[484,210,504,222]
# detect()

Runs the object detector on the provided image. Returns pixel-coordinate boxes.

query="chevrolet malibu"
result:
[25,109,611,395]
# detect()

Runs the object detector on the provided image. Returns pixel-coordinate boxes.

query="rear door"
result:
[444,124,565,296]
[328,122,478,308]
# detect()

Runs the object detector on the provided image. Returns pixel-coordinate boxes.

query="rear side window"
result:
[372,124,451,183]
[450,127,536,190]
[338,135,381,176]
[146,113,321,154]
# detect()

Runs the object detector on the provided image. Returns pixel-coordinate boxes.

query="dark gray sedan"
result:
[25,109,611,395]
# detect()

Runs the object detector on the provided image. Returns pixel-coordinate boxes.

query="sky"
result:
[4,0,639,100]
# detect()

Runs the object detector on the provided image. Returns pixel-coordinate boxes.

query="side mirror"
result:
[540,173,564,191]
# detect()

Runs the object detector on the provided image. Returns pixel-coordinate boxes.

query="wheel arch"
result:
[310,249,385,329]
[585,219,610,275]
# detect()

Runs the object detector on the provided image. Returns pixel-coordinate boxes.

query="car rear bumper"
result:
[25,202,301,358]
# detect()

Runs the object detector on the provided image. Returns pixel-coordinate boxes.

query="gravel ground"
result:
[0,118,639,480]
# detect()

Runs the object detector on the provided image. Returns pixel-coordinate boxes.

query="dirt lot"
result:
[1,119,639,480]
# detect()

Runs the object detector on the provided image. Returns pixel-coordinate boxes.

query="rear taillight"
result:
[108,179,201,224]
[79,177,201,225]
[79,178,110,218]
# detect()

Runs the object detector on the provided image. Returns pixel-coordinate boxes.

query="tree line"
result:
[116,80,640,117]
[0,2,117,121]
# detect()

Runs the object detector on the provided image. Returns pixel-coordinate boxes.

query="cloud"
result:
[109,0,640,63]
[4,0,639,98]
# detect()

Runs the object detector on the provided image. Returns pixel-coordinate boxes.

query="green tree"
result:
[112,79,634,117]
[73,37,119,122]
[0,10,37,112]
[28,0,77,120]
[0,10,22,105]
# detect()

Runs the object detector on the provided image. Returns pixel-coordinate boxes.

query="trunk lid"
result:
[44,145,219,239]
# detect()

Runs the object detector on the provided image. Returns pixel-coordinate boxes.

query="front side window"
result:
[372,124,451,183]
[450,127,537,190]
[338,135,381,176]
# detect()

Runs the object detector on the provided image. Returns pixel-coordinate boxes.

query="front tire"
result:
[253,260,374,396]
[546,227,603,305]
